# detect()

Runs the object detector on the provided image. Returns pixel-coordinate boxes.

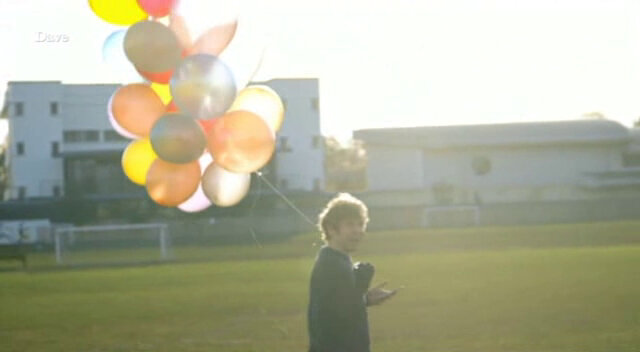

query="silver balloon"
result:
[170,54,237,119]
[202,162,250,207]
[124,21,182,73]
[150,113,206,164]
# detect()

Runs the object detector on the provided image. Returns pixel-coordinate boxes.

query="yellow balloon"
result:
[122,138,157,185]
[228,85,285,132]
[89,0,148,26]
[151,82,172,105]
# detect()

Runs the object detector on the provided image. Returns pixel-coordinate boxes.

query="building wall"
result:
[5,82,64,199]
[364,141,630,204]
[265,78,324,191]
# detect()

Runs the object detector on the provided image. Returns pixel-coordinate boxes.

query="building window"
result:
[18,187,26,200]
[50,102,59,116]
[16,142,24,155]
[64,130,100,143]
[53,186,61,197]
[313,178,322,191]
[14,102,23,116]
[103,130,127,142]
[471,156,491,176]
[311,98,319,111]
[51,142,60,157]
[278,137,292,152]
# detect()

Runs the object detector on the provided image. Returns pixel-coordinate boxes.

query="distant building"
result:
[1,78,324,202]
[354,120,640,228]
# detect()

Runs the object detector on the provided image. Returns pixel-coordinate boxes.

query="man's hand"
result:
[366,282,400,306]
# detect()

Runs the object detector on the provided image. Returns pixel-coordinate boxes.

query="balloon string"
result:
[247,172,264,248]
[254,172,317,227]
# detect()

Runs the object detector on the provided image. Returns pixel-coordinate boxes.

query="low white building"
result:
[354,119,640,206]
[1,78,324,201]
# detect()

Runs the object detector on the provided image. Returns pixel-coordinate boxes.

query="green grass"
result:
[2,221,640,351]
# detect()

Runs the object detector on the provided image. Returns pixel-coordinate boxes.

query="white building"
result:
[1,78,324,201]
[354,119,640,206]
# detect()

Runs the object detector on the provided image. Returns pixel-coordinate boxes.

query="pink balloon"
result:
[137,0,177,18]
[177,152,214,212]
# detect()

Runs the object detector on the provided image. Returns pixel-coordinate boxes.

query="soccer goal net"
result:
[53,223,171,266]
[423,205,480,228]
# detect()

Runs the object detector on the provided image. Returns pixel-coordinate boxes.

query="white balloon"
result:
[202,162,251,207]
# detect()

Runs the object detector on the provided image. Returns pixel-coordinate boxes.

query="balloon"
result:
[150,113,206,163]
[124,21,182,73]
[170,54,236,119]
[122,138,157,185]
[110,84,165,137]
[177,153,214,212]
[146,159,200,206]
[102,30,145,84]
[186,21,237,57]
[229,85,285,132]
[219,13,266,91]
[137,0,177,18]
[138,68,173,84]
[151,82,172,105]
[107,99,139,139]
[198,118,217,134]
[89,0,148,26]
[207,110,275,173]
[202,162,251,207]
[169,0,239,52]
[166,100,179,112]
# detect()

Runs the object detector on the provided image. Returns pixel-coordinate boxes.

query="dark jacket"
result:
[307,246,374,352]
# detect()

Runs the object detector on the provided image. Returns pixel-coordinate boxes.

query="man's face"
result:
[328,217,365,253]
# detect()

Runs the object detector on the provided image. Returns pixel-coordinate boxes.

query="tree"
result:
[634,117,640,127]
[324,137,367,192]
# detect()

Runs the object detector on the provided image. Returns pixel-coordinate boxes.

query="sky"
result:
[2,0,640,142]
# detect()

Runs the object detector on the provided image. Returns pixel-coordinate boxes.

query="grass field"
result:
[2,221,640,352]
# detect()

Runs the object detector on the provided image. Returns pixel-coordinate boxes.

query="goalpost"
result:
[423,205,480,228]
[53,223,171,265]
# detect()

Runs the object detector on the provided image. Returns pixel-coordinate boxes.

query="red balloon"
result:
[198,118,218,134]
[166,100,179,112]
[137,0,177,18]
[137,67,173,84]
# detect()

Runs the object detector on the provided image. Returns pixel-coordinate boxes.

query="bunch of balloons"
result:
[90,0,285,212]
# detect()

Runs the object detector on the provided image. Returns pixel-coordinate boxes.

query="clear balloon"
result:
[102,30,145,84]
[136,0,177,18]
[219,12,266,91]
[124,21,182,73]
[186,21,237,57]
[169,0,239,52]
[170,54,236,119]
[202,162,251,207]
[207,110,275,173]
[122,138,157,185]
[177,153,214,212]
[150,113,206,163]
[110,84,165,137]
[146,159,200,206]
[89,0,148,26]
[229,85,284,132]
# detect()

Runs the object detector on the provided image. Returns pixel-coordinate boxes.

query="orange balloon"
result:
[110,84,165,137]
[145,159,200,206]
[207,110,275,173]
